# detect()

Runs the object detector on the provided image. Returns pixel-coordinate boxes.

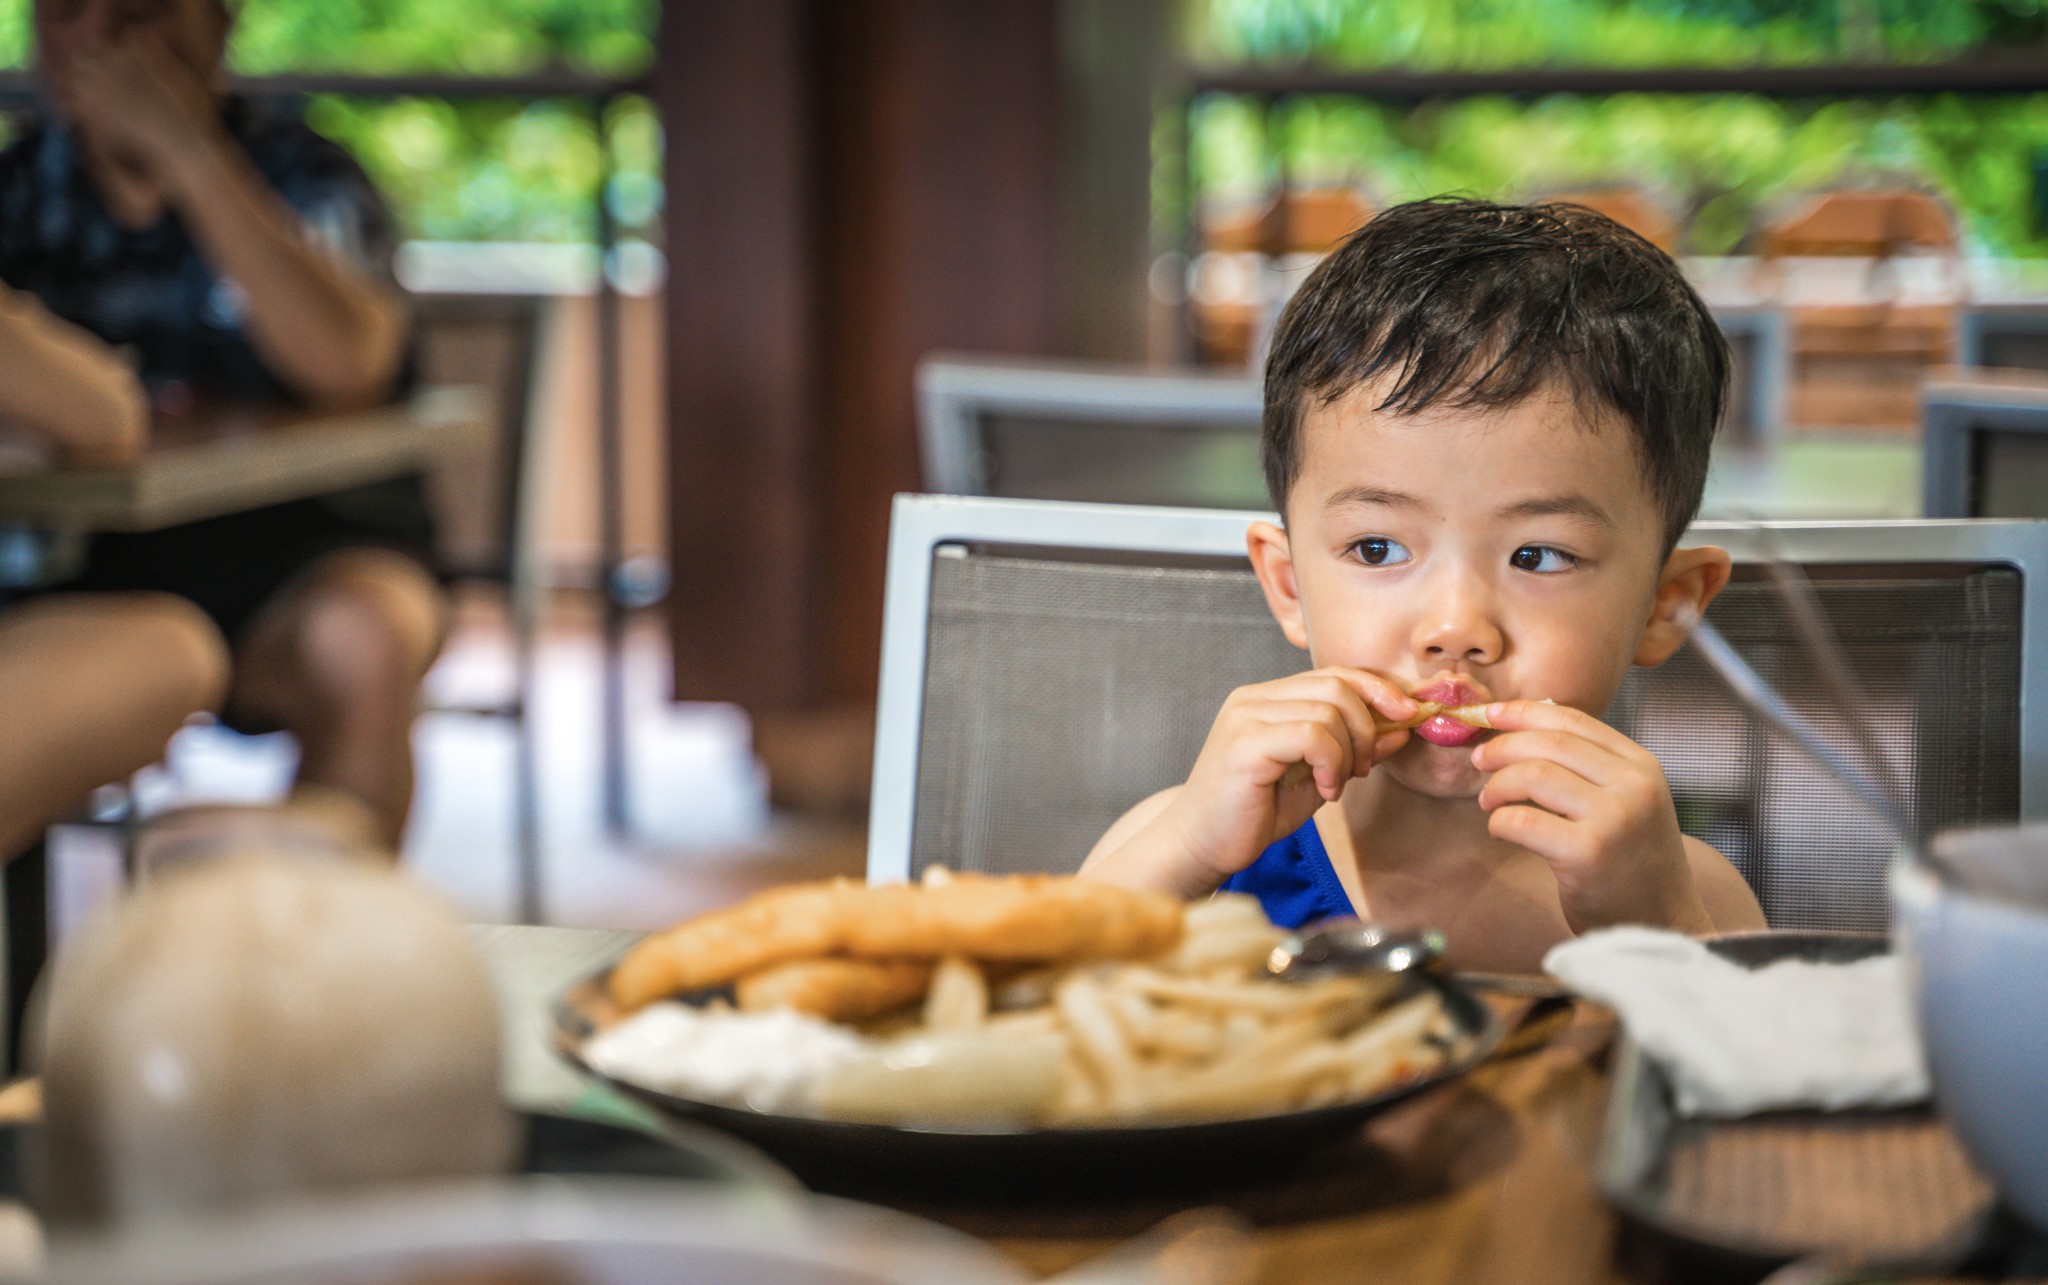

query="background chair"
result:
[1923,367,2048,521]
[917,355,1265,510]
[869,495,2048,933]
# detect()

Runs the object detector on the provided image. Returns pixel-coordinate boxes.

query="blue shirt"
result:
[1221,817,1357,928]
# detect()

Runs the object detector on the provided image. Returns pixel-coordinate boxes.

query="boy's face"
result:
[1249,380,1727,801]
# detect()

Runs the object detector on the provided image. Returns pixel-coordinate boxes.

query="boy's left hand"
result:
[1470,699,1715,936]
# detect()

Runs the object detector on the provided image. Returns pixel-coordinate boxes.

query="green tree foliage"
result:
[1189,0,2048,256]
[1192,0,2048,68]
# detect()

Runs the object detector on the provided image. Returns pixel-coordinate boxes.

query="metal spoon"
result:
[1268,918,1568,999]
[1266,919,1446,982]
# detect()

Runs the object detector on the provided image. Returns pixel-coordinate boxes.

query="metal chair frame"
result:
[916,354,1262,499]
[1923,374,2048,520]
[868,493,2048,885]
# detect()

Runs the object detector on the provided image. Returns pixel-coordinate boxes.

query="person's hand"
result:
[1161,668,1419,885]
[64,36,222,181]
[1471,700,1714,935]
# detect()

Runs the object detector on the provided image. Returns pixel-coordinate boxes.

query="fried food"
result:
[608,880,861,1010]
[922,956,989,1031]
[841,874,1183,963]
[734,957,934,1022]
[608,874,1184,1011]
[595,887,1461,1127]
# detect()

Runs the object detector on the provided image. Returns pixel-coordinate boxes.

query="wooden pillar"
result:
[660,0,822,708]
[661,1,1066,714]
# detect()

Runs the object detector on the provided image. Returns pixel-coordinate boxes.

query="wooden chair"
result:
[1761,190,1962,431]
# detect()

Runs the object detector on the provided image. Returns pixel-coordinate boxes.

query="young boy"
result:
[1081,198,1766,973]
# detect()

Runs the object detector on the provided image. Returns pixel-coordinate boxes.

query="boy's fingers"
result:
[1471,728,1623,786]
[1478,699,1636,755]
[1476,759,1598,821]
[1250,722,1351,800]
[1251,698,1380,766]
[1329,668,1422,723]
[1486,805,1582,864]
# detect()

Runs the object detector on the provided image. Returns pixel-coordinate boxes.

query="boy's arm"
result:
[1079,786,1209,896]
[1685,836,1768,931]
[0,283,147,466]
[66,40,407,408]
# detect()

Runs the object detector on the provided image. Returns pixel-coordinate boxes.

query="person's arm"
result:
[0,282,147,466]
[66,39,407,408]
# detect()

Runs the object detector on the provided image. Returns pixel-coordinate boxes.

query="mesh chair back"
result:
[906,545,2022,933]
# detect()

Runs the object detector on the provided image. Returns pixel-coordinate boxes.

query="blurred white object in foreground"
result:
[1896,825,2048,1234]
[33,852,515,1230]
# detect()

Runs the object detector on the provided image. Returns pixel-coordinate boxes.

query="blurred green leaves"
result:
[1188,1,2048,255]
[305,95,660,243]
[1191,0,2048,68]
[230,0,654,76]
[1193,91,2048,255]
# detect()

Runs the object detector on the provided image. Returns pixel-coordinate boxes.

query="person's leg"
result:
[227,548,447,851]
[0,594,231,859]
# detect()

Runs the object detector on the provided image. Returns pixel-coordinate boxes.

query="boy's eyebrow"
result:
[1323,485,1423,514]
[1497,494,1618,529]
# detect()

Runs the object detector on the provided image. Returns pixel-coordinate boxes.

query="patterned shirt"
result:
[0,96,407,404]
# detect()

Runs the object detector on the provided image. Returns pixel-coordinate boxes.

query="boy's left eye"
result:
[1510,545,1577,574]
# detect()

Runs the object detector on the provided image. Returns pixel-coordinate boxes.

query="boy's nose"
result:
[1412,582,1503,666]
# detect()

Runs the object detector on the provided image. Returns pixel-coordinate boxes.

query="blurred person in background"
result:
[1,0,447,849]
[0,277,230,860]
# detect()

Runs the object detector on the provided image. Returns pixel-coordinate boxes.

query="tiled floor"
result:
[145,590,866,931]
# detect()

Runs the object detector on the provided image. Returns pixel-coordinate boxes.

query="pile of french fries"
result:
[808,893,1458,1127]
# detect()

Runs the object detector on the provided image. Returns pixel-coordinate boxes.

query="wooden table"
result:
[0,385,488,533]
[470,924,1630,1285]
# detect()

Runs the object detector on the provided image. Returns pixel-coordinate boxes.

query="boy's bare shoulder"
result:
[1681,834,1768,931]
[1080,785,1182,872]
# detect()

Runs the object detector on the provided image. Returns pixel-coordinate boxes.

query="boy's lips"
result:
[1407,677,1492,748]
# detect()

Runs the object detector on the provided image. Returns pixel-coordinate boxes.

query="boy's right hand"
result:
[1159,668,1418,886]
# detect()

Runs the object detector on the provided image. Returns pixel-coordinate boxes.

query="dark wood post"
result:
[661,1,1068,721]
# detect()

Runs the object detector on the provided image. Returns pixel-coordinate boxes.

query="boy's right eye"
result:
[1348,537,1412,567]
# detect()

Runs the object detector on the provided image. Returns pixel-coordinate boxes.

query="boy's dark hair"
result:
[1262,197,1727,550]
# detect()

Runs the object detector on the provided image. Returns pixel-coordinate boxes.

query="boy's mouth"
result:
[1409,677,1492,749]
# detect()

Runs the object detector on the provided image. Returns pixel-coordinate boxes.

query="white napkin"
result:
[1542,927,1928,1117]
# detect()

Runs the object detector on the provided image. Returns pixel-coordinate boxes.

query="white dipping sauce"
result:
[584,1004,871,1113]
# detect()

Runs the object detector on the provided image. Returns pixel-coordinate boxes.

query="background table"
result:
[0,386,487,533]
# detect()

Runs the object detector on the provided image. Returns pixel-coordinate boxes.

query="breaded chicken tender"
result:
[843,874,1183,962]
[607,873,1184,1011]
[734,957,934,1022]
[607,880,860,1010]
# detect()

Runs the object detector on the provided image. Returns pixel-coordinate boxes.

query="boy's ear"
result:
[1636,544,1733,667]
[1247,520,1311,651]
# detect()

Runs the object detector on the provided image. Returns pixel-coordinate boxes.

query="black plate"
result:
[1596,930,1996,1276]
[553,966,1505,1192]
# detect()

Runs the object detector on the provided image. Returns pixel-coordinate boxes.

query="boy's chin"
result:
[1384,739,1487,799]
